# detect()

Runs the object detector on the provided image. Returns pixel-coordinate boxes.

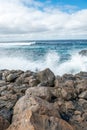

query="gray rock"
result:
[26,87,52,101]
[6,74,18,82]
[37,68,55,87]
[79,91,87,99]
[0,116,10,130]
[79,50,87,56]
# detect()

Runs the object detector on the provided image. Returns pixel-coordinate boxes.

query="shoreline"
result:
[0,68,87,130]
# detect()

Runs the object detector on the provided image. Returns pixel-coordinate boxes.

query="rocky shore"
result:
[0,68,87,130]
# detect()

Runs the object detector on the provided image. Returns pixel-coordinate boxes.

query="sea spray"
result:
[0,40,87,75]
[0,51,87,75]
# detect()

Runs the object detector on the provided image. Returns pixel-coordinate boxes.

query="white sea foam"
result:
[0,42,35,47]
[0,51,87,75]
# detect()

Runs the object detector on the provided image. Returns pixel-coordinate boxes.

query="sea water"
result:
[0,40,87,75]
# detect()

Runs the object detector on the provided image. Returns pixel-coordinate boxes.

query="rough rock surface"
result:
[0,116,10,130]
[0,69,87,130]
[7,110,74,130]
[37,68,55,87]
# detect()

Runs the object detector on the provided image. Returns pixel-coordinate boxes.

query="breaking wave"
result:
[0,51,87,75]
[0,42,36,48]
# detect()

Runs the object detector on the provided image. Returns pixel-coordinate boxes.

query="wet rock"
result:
[79,50,87,56]
[37,68,55,87]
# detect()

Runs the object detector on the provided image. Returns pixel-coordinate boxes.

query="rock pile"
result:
[0,69,87,130]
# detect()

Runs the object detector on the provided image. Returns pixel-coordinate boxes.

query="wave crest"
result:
[0,42,36,47]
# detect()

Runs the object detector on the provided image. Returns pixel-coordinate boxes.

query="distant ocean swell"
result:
[0,40,87,75]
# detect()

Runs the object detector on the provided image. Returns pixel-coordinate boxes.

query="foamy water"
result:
[0,51,87,75]
[0,40,87,75]
[0,42,35,47]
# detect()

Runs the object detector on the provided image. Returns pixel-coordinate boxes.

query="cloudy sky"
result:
[0,0,87,41]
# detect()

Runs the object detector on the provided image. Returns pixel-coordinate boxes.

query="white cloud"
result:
[0,0,87,41]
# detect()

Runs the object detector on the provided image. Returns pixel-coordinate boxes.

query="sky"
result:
[0,0,87,41]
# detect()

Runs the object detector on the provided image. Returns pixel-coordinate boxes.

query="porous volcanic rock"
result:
[7,110,74,130]
[0,69,87,130]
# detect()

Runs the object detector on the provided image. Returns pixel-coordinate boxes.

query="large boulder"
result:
[37,68,55,87]
[7,109,74,130]
[12,96,60,122]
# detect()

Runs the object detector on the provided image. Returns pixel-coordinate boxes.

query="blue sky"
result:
[38,0,87,9]
[0,0,87,40]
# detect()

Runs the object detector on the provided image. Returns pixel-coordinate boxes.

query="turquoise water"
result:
[0,40,87,75]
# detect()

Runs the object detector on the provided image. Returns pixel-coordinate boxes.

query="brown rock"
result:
[54,76,61,87]
[74,111,81,115]
[0,116,10,130]
[0,81,7,87]
[29,77,40,87]
[82,112,87,121]
[13,96,60,122]
[61,87,76,100]
[75,79,87,94]
[7,110,74,130]
[26,87,51,101]
[78,99,87,112]
[79,91,87,99]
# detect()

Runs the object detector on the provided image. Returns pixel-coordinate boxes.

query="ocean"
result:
[0,40,87,75]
